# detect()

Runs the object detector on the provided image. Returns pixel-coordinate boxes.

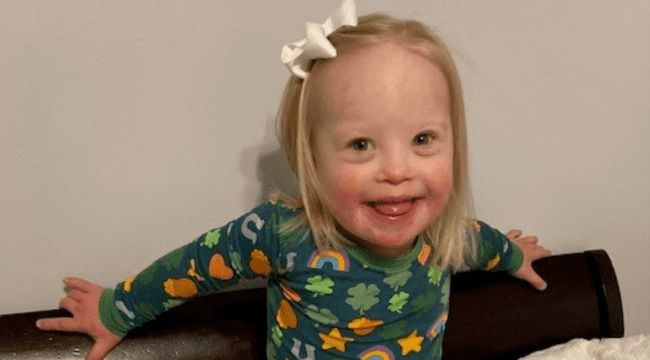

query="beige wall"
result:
[1,1,648,336]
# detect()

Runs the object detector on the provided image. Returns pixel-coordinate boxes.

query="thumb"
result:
[515,265,548,291]
[85,338,120,360]
[527,271,548,291]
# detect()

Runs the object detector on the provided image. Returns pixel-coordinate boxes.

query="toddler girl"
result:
[37,1,550,359]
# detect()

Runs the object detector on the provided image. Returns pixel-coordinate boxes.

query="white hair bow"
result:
[281,0,358,79]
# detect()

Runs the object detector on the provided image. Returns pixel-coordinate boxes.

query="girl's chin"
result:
[333,210,429,258]
[345,230,418,259]
[366,236,418,258]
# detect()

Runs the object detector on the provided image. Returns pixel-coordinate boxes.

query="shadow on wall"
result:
[240,115,299,207]
[230,115,298,291]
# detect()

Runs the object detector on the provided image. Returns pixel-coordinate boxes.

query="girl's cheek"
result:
[428,158,453,186]
[344,174,363,193]
[437,167,452,189]
[332,174,362,207]
[435,163,454,203]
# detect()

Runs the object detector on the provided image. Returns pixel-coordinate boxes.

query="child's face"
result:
[311,42,453,258]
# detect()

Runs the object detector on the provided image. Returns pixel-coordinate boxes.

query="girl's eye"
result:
[413,133,435,146]
[351,139,371,151]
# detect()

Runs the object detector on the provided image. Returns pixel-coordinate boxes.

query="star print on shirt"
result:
[318,328,353,352]
[397,329,424,355]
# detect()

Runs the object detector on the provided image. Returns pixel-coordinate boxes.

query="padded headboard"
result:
[0,250,623,360]
[443,249,623,359]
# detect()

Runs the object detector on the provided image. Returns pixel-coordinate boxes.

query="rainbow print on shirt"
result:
[427,311,448,340]
[307,250,350,272]
[358,345,395,360]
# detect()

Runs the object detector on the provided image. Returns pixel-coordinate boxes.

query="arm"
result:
[37,201,293,359]
[36,277,123,360]
[471,220,551,290]
[505,229,551,290]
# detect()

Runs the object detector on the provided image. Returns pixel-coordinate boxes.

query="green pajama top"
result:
[99,201,523,360]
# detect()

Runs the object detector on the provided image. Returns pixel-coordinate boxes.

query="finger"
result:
[528,272,548,291]
[520,236,539,244]
[36,317,79,332]
[536,247,552,259]
[506,229,522,240]
[527,245,551,261]
[59,297,79,313]
[86,338,118,360]
[64,277,96,293]
[66,289,87,302]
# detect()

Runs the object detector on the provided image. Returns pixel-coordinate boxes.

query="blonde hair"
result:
[274,13,476,272]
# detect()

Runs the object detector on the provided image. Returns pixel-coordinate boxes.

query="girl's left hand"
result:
[506,229,551,291]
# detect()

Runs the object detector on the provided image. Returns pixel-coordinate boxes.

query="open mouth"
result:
[366,198,418,217]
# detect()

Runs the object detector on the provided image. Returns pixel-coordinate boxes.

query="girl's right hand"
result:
[36,277,123,360]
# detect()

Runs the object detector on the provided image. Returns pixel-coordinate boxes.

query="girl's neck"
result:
[337,224,417,259]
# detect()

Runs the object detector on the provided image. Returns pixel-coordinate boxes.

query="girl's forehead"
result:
[309,42,450,122]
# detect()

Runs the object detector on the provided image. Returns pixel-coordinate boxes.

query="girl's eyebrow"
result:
[333,124,367,138]
[408,116,452,131]
[432,118,451,132]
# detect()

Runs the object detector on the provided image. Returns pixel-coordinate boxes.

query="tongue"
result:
[373,201,413,216]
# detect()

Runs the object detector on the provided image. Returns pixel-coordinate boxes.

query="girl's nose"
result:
[376,149,413,184]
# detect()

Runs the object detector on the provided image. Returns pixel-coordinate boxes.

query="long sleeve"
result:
[99,201,298,336]
[468,220,524,273]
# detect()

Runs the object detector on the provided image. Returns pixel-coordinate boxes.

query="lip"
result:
[366,197,420,206]
[364,197,421,222]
